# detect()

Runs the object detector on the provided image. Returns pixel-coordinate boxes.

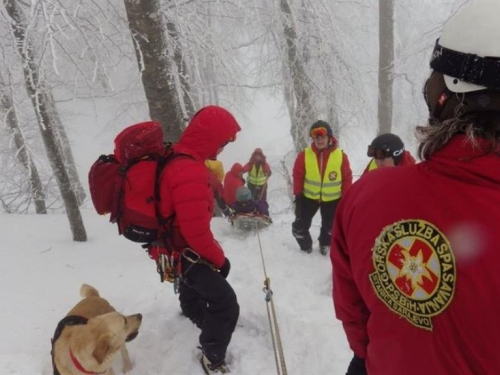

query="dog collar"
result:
[69,349,106,375]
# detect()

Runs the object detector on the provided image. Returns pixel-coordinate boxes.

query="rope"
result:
[255,221,288,375]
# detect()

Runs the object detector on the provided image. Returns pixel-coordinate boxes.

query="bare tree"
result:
[46,92,86,206]
[378,0,394,134]
[164,7,196,120]
[3,0,87,241]
[0,70,46,214]
[124,0,184,140]
[280,0,316,151]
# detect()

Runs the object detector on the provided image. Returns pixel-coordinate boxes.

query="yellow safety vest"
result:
[303,147,343,202]
[248,164,267,186]
[368,158,377,172]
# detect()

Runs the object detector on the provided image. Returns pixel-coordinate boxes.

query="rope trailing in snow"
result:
[255,221,288,375]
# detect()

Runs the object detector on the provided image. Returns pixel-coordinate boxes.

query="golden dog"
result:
[51,284,142,375]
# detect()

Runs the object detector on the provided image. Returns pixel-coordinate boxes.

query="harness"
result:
[51,315,88,375]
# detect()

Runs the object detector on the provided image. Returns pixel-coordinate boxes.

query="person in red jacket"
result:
[223,162,245,206]
[242,148,271,202]
[292,120,352,255]
[361,133,416,176]
[158,105,240,374]
[331,3,500,374]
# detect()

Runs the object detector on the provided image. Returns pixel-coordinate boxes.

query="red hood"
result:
[175,106,241,160]
[229,162,244,175]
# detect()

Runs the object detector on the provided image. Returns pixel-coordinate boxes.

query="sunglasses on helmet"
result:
[367,146,391,160]
[310,127,328,138]
[367,146,404,159]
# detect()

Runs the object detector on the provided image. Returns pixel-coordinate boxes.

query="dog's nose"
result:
[136,313,143,322]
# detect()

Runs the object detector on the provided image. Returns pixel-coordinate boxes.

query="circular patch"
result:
[328,171,337,181]
[370,219,456,330]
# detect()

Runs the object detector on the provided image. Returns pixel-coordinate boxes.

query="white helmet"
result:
[430,1,500,93]
[425,1,500,121]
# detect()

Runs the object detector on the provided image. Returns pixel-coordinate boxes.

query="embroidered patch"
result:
[328,171,337,181]
[370,219,456,330]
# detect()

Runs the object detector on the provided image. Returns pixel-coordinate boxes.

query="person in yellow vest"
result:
[205,159,230,217]
[292,121,352,255]
[242,148,272,202]
[361,133,416,176]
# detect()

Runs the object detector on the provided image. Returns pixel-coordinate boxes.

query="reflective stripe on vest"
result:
[368,159,378,172]
[248,164,267,186]
[303,147,343,202]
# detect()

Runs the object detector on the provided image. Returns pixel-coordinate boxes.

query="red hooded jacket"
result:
[159,106,240,268]
[223,163,245,205]
[361,150,416,176]
[331,135,500,374]
[292,138,352,197]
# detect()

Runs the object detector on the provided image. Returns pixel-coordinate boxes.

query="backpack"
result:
[88,121,181,244]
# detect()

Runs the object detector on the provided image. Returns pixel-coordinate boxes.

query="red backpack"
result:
[89,121,180,244]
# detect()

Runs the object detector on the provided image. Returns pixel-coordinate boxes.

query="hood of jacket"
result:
[229,162,244,175]
[175,105,241,160]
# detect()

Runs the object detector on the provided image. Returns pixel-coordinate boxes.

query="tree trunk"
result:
[0,71,47,214]
[45,92,86,206]
[166,19,196,121]
[4,0,87,241]
[124,0,184,141]
[378,0,394,134]
[280,0,316,151]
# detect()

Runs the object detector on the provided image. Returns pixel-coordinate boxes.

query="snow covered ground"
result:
[0,209,350,375]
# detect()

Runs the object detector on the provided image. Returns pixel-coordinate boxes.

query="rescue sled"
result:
[230,213,272,230]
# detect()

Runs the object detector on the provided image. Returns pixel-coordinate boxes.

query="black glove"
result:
[346,354,367,375]
[219,258,231,278]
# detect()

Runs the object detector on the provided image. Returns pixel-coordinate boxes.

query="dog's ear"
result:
[92,334,116,364]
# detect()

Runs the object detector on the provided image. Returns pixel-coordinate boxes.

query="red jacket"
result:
[208,170,223,199]
[292,139,352,197]
[331,135,500,375]
[159,106,240,268]
[361,150,416,176]
[223,163,245,205]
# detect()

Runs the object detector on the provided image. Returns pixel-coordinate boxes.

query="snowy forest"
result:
[0,0,472,374]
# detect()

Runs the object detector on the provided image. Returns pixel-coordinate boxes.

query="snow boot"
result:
[201,354,230,374]
[320,246,330,256]
[301,248,313,254]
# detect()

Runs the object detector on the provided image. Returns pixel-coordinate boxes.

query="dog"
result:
[51,284,142,375]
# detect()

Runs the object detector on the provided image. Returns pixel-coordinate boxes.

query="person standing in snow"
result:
[292,120,352,255]
[361,133,416,177]
[331,2,500,374]
[243,148,271,202]
[158,106,240,374]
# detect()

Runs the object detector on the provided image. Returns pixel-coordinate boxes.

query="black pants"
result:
[178,260,239,365]
[292,196,339,250]
[248,182,267,202]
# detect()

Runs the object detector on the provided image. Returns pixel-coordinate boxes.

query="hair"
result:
[416,114,500,160]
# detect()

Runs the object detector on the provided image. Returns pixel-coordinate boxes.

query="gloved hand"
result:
[221,205,233,218]
[219,258,231,278]
[346,354,367,375]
